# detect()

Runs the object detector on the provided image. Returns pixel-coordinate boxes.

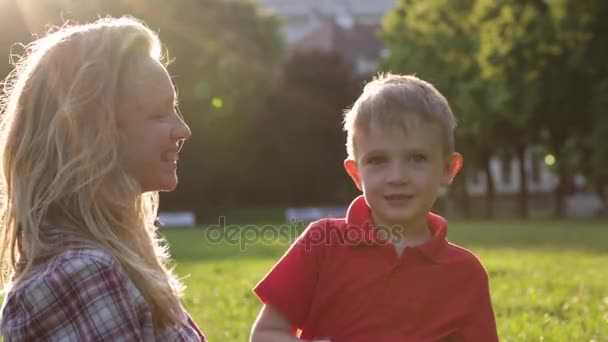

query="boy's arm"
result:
[459,269,499,341]
[251,220,333,342]
[250,304,330,342]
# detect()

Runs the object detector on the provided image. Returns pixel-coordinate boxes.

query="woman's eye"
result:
[152,112,170,120]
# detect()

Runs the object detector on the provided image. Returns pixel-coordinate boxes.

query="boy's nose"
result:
[387,162,409,184]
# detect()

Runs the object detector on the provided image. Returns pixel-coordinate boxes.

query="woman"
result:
[0,16,205,341]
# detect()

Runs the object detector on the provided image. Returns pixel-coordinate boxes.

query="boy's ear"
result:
[344,159,363,191]
[443,152,463,185]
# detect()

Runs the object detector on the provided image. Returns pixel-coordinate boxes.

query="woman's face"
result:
[118,57,191,193]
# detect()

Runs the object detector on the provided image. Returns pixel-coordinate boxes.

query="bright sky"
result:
[19,0,58,33]
[0,0,49,38]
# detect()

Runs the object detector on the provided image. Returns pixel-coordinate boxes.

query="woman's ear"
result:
[344,159,363,191]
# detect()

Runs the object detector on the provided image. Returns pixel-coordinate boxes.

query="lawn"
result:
[164,219,608,341]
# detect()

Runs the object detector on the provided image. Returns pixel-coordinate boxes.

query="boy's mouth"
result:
[384,194,413,205]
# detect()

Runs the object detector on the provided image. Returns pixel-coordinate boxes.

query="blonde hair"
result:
[343,73,456,160]
[0,17,183,330]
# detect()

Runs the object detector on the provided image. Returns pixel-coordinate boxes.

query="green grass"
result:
[163,219,608,341]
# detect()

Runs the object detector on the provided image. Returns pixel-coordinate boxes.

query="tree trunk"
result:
[595,180,608,213]
[481,146,495,219]
[516,144,529,219]
[553,163,568,218]
[461,173,472,219]
[596,182,607,216]
[456,166,472,219]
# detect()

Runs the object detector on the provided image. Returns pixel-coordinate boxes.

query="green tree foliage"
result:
[583,2,608,210]
[0,0,285,212]
[381,0,503,218]
[382,0,608,218]
[3,0,607,214]
[485,0,608,216]
[247,51,362,206]
[134,0,285,210]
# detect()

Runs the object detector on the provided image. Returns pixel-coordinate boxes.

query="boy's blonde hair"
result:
[0,17,183,330]
[343,73,456,160]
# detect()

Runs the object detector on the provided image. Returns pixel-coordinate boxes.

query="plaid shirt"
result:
[1,249,206,341]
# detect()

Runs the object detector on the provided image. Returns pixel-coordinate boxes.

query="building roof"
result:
[291,18,384,68]
[257,0,397,18]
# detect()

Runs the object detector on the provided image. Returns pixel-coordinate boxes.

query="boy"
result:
[250,74,499,341]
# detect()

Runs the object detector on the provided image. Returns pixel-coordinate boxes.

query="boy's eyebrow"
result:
[360,149,386,157]
[404,148,430,154]
[361,147,433,159]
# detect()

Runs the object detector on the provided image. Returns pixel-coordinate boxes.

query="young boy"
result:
[250,74,499,342]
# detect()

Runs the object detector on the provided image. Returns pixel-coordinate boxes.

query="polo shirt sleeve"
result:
[459,267,499,341]
[2,253,145,341]
[253,219,328,329]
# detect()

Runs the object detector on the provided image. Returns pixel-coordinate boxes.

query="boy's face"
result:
[344,118,462,231]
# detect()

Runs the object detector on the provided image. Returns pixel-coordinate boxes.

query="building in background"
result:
[257,0,397,43]
[466,150,557,197]
[290,17,385,75]
[257,0,396,75]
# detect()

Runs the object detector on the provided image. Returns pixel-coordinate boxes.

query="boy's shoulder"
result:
[300,217,352,239]
[442,242,489,278]
[307,217,348,231]
[292,218,355,251]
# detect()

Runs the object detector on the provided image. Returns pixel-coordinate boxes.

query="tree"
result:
[589,90,608,212]
[139,0,285,210]
[473,0,555,219]
[474,0,608,217]
[381,0,503,218]
[13,0,285,211]
[247,51,362,206]
[584,2,608,212]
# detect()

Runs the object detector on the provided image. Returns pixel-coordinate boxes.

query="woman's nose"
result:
[172,118,191,141]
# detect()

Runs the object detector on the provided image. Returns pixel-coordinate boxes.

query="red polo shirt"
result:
[254,196,498,341]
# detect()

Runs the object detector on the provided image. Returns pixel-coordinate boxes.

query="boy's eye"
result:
[367,156,386,165]
[410,154,427,163]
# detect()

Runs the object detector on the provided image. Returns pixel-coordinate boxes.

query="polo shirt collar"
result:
[344,195,448,263]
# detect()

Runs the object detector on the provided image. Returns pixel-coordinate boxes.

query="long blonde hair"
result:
[0,17,184,330]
